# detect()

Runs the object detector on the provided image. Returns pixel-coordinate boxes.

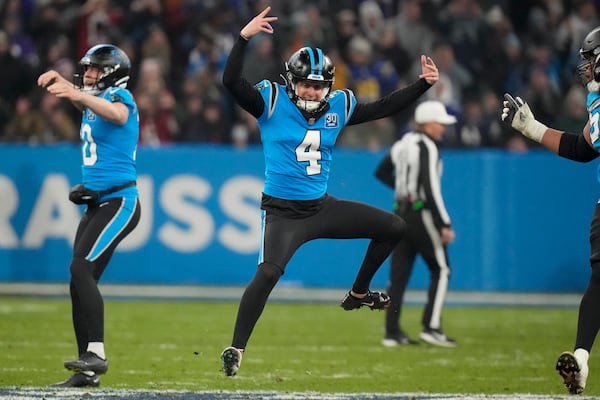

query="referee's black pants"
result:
[385,204,451,335]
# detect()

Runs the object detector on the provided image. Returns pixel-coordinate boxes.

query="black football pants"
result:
[575,201,600,352]
[385,205,451,336]
[69,197,140,356]
[231,195,406,349]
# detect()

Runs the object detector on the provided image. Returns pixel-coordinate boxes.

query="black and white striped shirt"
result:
[376,131,451,229]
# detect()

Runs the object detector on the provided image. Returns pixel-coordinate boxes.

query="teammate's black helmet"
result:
[284,47,335,114]
[578,26,600,87]
[74,44,131,95]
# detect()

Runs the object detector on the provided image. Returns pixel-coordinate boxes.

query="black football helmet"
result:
[284,47,335,115]
[578,26,600,90]
[74,44,131,95]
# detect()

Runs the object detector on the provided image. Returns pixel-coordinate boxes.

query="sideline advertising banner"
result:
[0,144,597,292]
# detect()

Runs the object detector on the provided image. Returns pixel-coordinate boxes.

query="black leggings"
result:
[69,197,140,355]
[231,195,405,349]
[575,202,600,352]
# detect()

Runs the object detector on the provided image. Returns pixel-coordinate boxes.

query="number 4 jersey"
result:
[256,80,357,200]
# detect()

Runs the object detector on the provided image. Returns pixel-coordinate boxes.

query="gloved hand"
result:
[501,93,548,143]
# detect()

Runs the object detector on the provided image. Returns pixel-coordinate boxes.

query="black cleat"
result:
[64,351,108,374]
[556,351,588,395]
[221,346,243,377]
[51,372,100,387]
[340,290,390,310]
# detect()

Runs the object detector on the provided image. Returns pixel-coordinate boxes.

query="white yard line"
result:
[0,283,583,307]
[0,388,597,400]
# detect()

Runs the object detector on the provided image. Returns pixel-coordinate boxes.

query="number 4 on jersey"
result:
[295,130,322,176]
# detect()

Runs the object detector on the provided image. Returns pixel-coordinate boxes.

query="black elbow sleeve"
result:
[558,133,599,162]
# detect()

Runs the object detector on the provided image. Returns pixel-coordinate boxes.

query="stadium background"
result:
[2,3,600,399]
[0,1,599,294]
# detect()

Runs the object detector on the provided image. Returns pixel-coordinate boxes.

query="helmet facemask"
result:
[284,47,335,116]
[286,75,332,113]
[76,64,128,95]
[73,44,131,95]
[578,27,600,92]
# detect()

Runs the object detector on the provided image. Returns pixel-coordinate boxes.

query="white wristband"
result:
[524,119,547,143]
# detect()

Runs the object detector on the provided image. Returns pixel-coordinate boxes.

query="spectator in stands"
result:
[242,34,280,85]
[122,0,164,45]
[185,26,228,83]
[0,29,35,135]
[334,9,359,63]
[479,88,514,149]
[480,5,519,95]
[140,24,172,79]
[1,1,598,149]
[519,63,562,128]
[2,94,46,143]
[358,0,386,47]
[436,0,486,78]
[339,34,399,150]
[555,84,589,134]
[75,0,121,57]
[39,91,79,143]
[135,57,179,146]
[2,7,37,69]
[555,0,598,77]
[179,95,229,144]
[392,0,435,62]
[230,108,261,149]
[426,40,473,113]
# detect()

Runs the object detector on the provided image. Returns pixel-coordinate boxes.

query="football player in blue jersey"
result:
[502,26,600,396]
[38,44,141,388]
[220,6,439,376]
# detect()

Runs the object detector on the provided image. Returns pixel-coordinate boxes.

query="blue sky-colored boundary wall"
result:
[0,144,596,292]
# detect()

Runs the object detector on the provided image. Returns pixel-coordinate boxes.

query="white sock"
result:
[87,342,106,360]
[574,348,589,366]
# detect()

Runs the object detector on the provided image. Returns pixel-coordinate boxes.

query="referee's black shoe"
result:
[64,351,108,374]
[419,328,457,348]
[382,331,419,347]
[340,290,391,310]
[51,372,100,387]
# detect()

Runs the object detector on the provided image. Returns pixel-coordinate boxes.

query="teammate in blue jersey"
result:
[502,26,600,396]
[220,6,439,377]
[38,44,141,388]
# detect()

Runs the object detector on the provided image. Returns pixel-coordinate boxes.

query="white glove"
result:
[501,93,548,143]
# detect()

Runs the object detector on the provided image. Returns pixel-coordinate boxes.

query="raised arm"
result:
[222,6,278,118]
[349,55,438,125]
[38,70,128,125]
[501,93,599,162]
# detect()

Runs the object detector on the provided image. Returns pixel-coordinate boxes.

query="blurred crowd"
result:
[0,0,598,152]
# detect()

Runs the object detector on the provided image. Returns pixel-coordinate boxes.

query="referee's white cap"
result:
[414,101,457,125]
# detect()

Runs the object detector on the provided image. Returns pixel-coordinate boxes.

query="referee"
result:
[375,100,457,348]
